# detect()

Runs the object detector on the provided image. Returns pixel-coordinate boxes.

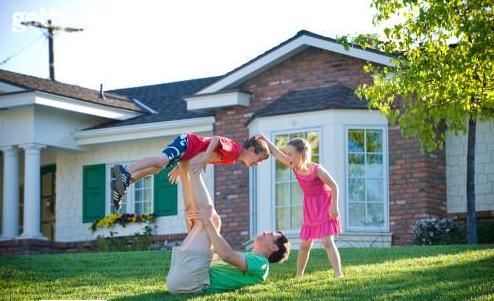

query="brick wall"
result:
[388,125,447,244]
[214,47,448,247]
[214,47,373,248]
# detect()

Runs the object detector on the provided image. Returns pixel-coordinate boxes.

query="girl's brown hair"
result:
[287,138,312,164]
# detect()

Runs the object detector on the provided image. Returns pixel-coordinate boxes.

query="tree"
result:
[338,0,493,244]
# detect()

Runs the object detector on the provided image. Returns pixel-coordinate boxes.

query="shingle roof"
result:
[88,76,221,129]
[248,84,369,124]
[0,69,145,112]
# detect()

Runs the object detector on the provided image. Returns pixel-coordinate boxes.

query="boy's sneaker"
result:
[111,179,124,211]
[112,164,132,197]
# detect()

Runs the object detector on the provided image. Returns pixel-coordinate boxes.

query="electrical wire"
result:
[0,34,45,66]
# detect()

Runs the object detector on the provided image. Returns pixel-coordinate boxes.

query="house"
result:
[0,30,493,253]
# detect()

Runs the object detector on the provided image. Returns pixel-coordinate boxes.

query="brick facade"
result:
[388,125,447,244]
[214,47,448,247]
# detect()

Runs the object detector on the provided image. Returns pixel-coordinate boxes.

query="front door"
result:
[41,164,56,240]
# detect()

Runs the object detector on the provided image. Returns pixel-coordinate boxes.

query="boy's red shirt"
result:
[182,133,243,164]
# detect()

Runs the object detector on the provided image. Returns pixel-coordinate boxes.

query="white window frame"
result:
[270,127,322,235]
[105,162,155,215]
[344,126,389,232]
[249,165,258,238]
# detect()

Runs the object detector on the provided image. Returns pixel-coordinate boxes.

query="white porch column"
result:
[0,146,19,239]
[19,143,46,239]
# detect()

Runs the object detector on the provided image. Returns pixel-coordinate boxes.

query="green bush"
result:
[477,220,494,244]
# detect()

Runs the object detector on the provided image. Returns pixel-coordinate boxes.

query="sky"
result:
[0,0,378,90]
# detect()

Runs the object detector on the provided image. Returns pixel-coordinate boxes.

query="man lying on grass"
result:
[166,157,291,293]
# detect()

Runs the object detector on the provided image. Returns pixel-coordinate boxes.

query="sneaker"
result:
[111,179,124,211]
[112,164,131,196]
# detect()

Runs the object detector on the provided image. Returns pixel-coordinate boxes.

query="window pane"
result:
[366,179,383,203]
[276,207,290,230]
[348,130,365,152]
[290,183,303,205]
[135,179,143,189]
[275,134,289,151]
[143,176,152,188]
[348,179,365,202]
[275,183,290,206]
[290,132,304,140]
[306,131,320,157]
[367,130,383,153]
[275,160,289,182]
[291,205,302,229]
[144,200,153,214]
[349,154,365,177]
[135,202,143,214]
[144,189,152,203]
[349,203,366,227]
[367,203,384,227]
[366,154,383,178]
[274,130,319,231]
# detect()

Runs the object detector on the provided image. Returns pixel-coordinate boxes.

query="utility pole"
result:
[21,19,83,81]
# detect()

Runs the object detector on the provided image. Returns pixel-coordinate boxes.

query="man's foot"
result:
[112,164,132,196]
[111,179,125,211]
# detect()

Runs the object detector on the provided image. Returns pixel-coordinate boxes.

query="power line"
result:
[0,34,45,66]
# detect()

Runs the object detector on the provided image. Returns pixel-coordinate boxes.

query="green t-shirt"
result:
[207,252,269,292]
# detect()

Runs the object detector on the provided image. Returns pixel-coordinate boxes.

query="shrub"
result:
[412,217,465,245]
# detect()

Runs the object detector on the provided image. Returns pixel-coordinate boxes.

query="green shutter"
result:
[154,166,178,216]
[82,164,106,223]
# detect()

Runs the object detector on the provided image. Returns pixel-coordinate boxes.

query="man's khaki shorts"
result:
[166,247,213,294]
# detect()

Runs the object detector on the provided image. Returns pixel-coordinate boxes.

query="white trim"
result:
[0,91,142,120]
[244,231,392,249]
[197,34,393,95]
[344,125,389,233]
[132,98,158,114]
[184,91,251,111]
[270,127,322,233]
[249,165,258,238]
[74,117,215,145]
[0,81,25,93]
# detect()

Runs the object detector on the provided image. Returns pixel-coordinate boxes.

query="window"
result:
[273,130,320,231]
[346,128,387,231]
[108,163,154,215]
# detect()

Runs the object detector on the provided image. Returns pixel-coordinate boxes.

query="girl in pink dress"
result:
[259,135,343,278]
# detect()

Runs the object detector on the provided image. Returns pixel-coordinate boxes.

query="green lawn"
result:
[1,245,493,301]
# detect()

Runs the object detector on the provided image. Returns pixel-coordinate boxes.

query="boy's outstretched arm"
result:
[256,133,291,166]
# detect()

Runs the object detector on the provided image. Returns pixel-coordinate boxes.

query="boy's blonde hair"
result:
[287,138,312,164]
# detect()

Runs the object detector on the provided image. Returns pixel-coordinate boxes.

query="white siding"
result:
[446,120,494,213]
[55,132,214,242]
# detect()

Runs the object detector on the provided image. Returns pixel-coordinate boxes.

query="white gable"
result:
[196,32,393,95]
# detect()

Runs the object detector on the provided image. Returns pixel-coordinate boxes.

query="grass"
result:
[1,245,493,301]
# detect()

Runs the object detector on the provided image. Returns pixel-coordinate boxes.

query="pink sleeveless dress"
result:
[293,163,341,240]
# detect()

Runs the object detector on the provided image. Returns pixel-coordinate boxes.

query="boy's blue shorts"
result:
[162,133,189,167]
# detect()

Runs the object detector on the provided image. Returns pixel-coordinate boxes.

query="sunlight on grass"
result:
[1,245,493,301]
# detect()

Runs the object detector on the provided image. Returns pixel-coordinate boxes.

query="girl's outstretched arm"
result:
[317,165,340,219]
[256,133,291,166]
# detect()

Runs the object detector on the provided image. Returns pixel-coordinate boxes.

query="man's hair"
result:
[268,231,291,264]
[243,136,270,159]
